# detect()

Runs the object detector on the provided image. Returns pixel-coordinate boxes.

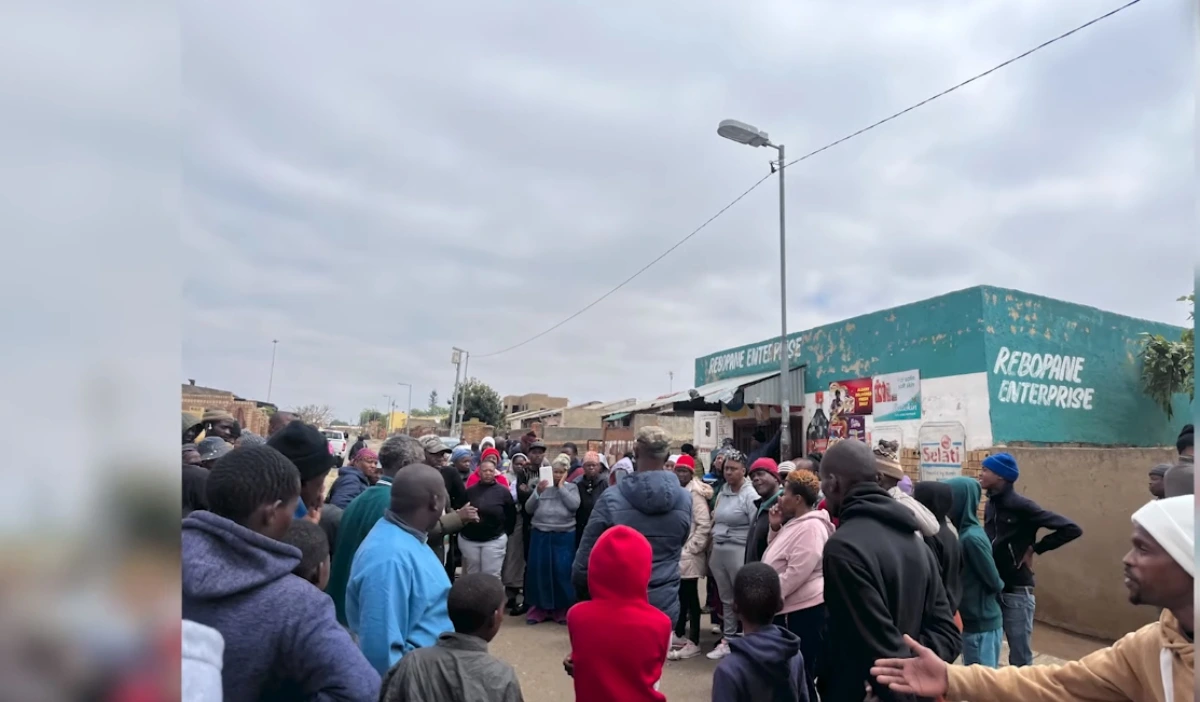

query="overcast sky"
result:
[180,0,1193,423]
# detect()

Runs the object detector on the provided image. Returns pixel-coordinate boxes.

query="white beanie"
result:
[1132,495,1195,577]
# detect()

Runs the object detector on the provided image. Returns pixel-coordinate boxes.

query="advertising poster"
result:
[828,378,874,418]
[874,370,922,421]
[693,412,721,452]
[917,421,966,482]
[806,391,829,455]
[845,415,868,443]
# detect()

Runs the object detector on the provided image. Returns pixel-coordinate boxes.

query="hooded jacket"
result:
[946,477,1004,633]
[572,472,608,540]
[567,526,671,702]
[822,483,961,702]
[182,620,223,702]
[327,465,370,509]
[712,624,811,702]
[679,478,714,579]
[572,469,692,623]
[182,511,380,702]
[946,609,1193,702]
[913,481,963,613]
[762,509,835,614]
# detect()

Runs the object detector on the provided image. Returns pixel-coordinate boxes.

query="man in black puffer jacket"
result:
[819,439,960,702]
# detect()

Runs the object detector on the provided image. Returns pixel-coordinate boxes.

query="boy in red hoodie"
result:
[565,525,672,702]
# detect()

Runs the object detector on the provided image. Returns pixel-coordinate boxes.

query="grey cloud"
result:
[181,0,1191,419]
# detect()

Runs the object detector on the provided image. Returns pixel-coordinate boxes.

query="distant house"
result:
[181,379,273,436]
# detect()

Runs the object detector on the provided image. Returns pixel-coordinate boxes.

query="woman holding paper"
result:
[524,453,581,624]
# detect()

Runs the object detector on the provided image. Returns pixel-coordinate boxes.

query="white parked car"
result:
[321,429,348,467]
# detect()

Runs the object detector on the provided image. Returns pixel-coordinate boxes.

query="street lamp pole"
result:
[267,339,278,401]
[397,382,412,436]
[383,394,394,436]
[718,119,792,459]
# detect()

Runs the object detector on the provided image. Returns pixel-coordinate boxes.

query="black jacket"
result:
[984,482,1082,589]
[460,482,516,543]
[913,482,962,612]
[182,463,209,516]
[745,490,781,564]
[822,483,961,702]
[572,473,608,542]
[439,465,469,511]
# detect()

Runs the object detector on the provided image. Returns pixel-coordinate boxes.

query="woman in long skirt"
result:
[524,454,580,624]
[502,453,531,615]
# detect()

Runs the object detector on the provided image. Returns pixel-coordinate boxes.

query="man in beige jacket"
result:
[871,495,1194,701]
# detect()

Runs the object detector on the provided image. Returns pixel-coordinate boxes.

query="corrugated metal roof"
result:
[603,370,781,419]
[738,367,805,407]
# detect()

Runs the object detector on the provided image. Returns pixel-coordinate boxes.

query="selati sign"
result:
[918,421,966,482]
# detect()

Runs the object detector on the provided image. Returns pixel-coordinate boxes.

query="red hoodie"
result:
[567,525,671,702]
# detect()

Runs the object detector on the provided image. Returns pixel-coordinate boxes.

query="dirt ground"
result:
[489,582,1109,702]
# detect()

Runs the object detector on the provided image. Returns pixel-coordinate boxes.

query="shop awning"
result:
[603,370,782,420]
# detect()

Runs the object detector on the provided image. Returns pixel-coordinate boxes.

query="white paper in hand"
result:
[539,465,553,486]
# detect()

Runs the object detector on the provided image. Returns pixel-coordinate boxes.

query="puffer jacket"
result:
[679,479,714,579]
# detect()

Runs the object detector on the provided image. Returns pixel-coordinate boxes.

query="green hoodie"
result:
[946,477,1004,633]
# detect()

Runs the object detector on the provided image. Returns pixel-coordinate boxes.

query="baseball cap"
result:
[419,435,452,454]
[528,439,547,451]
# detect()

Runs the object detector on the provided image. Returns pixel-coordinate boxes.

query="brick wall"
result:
[182,392,269,436]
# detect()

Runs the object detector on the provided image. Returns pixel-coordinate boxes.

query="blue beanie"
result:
[451,446,473,464]
[982,453,1019,483]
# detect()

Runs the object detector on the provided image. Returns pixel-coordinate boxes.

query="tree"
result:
[293,404,335,427]
[1140,294,1194,420]
[428,390,439,411]
[360,408,387,426]
[459,378,505,428]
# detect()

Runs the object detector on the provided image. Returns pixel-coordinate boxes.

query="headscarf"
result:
[354,448,378,463]
[481,436,496,450]
[552,453,572,470]
[451,446,473,464]
[583,450,601,465]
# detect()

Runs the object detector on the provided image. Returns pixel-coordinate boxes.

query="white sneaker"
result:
[710,624,722,635]
[670,634,688,650]
[670,641,702,660]
[706,640,731,660]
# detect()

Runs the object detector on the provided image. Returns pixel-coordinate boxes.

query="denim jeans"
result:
[1000,588,1036,666]
[962,628,1002,668]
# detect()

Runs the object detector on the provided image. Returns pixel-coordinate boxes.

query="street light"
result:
[718,118,792,460]
[383,394,394,436]
[397,382,413,436]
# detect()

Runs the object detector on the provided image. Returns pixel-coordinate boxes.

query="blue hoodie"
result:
[181,511,380,702]
[571,469,691,623]
[327,465,370,509]
[712,624,810,702]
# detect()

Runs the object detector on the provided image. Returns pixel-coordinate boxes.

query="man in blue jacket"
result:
[347,463,454,675]
[979,453,1082,667]
[572,425,691,623]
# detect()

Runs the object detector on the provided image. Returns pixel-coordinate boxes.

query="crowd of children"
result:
[180,412,1195,701]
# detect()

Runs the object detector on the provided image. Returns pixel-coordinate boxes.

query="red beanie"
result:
[749,457,779,479]
[675,454,696,470]
[480,447,501,464]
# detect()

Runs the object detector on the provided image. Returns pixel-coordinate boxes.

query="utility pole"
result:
[669,371,674,393]
[449,348,464,437]
[267,340,278,401]
[384,394,394,436]
[456,351,470,435]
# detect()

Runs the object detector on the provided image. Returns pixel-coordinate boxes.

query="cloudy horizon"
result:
[181,0,1193,423]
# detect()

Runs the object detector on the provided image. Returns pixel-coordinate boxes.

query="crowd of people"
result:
[180,409,1196,701]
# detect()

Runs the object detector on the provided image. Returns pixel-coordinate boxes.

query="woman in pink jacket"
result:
[761,468,834,686]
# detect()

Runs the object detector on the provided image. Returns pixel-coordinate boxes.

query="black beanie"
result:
[1177,424,1194,455]
[268,420,335,482]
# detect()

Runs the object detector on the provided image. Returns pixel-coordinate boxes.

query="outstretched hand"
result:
[457,503,480,523]
[869,635,949,697]
[562,653,574,678]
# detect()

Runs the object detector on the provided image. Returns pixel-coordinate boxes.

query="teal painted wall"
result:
[694,287,988,388]
[982,287,1188,447]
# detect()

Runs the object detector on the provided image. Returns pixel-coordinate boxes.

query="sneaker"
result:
[706,640,731,660]
[670,634,689,650]
[710,624,722,635]
[669,641,702,660]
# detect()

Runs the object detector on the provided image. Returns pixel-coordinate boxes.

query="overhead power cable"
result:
[474,0,1143,359]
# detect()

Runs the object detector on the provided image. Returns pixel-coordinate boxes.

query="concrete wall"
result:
[633,414,695,444]
[1004,446,1174,641]
[983,289,1189,446]
[561,407,609,429]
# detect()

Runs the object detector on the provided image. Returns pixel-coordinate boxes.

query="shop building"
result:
[693,285,1188,641]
